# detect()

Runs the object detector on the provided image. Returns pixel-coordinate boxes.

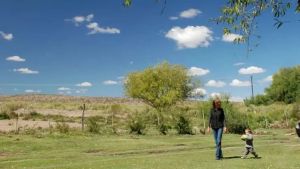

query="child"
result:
[241,128,259,159]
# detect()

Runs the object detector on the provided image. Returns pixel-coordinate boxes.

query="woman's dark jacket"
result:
[209,108,226,129]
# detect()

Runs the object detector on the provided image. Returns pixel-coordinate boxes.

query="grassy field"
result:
[0,130,299,169]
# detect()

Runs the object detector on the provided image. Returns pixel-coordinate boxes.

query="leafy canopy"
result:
[266,65,300,104]
[125,62,192,110]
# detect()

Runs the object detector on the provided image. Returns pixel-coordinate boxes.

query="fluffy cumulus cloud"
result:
[191,88,207,96]
[188,67,210,76]
[66,14,120,35]
[0,31,13,40]
[67,14,94,26]
[180,8,202,18]
[25,89,41,93]
[222,33,243,42]
[165,26,213,49]
[103,80,118,85]
[170,8,201,20]
[239,66,265,75]
[86,22,120,34]
[6,56,25,62]
[230,79,251,87]
[13,68,39,74]
[205,80,226,88]
[76,82,92,87]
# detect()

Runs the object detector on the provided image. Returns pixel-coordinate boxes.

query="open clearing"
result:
[0,130,299,169]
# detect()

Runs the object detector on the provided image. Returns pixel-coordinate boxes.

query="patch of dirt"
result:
[0,120,81,132]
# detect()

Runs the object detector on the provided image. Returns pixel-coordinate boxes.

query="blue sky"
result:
[0,0,299,100]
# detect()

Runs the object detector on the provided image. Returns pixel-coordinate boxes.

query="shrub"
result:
[0,112,10,120]
[158,123,171,135]
[128,113,146,135]
[55,121,70,134]
[175,115,192,134]
[86,116,103,134]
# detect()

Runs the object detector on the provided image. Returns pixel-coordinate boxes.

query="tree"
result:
[265,65,300,104]
[125,62,192,124]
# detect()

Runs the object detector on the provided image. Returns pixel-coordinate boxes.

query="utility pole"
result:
[250,75,254,99]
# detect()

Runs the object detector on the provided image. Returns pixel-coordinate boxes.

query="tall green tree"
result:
[125,62,192,124]
[266,65,300,104]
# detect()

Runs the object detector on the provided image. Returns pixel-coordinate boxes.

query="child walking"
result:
[241,128,259,159]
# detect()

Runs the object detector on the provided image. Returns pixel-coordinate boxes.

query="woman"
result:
[207,99,227,160]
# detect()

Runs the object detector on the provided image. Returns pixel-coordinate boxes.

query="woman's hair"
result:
[212,98,221,109]
[245,128,252,134]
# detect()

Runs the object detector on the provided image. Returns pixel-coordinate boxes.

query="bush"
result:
[128,113,146,135]
[86,116,103,134]
[158,123,171,135]
[0,112,10,120]
[175,115,192,134]
[55,121,70,134]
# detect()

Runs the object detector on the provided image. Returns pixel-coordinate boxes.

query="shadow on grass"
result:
[222,156,241,159]
[222,156,262,160]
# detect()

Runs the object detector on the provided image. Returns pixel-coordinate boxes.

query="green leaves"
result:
[274,19,283,29]
[123,0,132,7]
[125,62,192,110]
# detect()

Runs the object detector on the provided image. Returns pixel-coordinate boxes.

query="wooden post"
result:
[15,112,19,134]
[81,104,86,132]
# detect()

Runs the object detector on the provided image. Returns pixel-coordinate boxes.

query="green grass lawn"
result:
[0,130,299,169]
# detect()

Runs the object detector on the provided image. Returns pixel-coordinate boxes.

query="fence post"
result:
[81,104,86,132]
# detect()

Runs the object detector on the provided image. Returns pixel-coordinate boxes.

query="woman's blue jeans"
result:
[212,128,223,159]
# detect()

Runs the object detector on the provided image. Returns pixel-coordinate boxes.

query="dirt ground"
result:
[0,119,81,132]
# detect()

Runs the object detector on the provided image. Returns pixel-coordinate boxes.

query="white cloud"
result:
[229,96,244,102]
[117,76,124,80]
[179,8,202,19]
[222,33,243,42]
[129,61,134,65]
[103,80,118,85]
[234,62,245,66]
[191,88,206,96]
[0,31,13,41]
[187,67,210,76]
[169,16,179,20]
[205,80,226,87]
[6,56,25,62]
[75,89,88,94]
[76,82,92,87]
[239,66,265,75]
[67,14,94,26]
[57,87,71,91]
[86,14,94,22]
[165,26,213,49]
[262,75,273,82]
[210,92,221,98]
[230,79,251,87]
[86,22,120,34]
[25,89,41,93]
[13,68,39,74]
